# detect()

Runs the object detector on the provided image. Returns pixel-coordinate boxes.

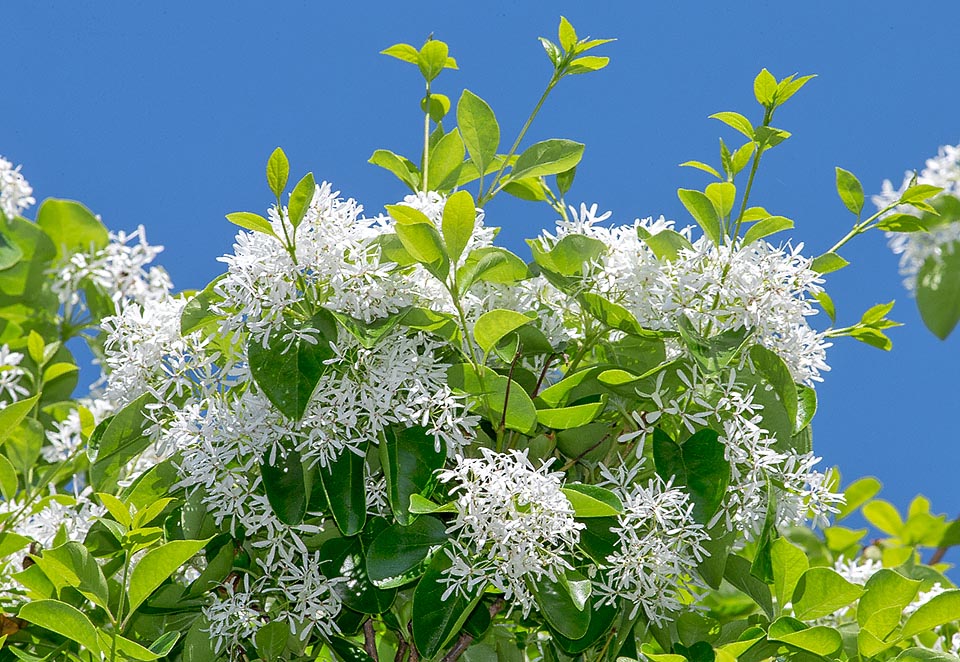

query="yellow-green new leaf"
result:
[127,539,211,617]
[18,600,102,654]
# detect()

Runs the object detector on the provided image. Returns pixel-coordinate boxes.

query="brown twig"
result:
[532,353,557,397]
[363,619,379,661]
[439,598,507,662]
[394,640,409,662]
[407,624,419,662]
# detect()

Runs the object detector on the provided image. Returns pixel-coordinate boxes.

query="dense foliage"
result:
[0,17,959,662]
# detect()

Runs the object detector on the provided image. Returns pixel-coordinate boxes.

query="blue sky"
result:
[7,2,960,535]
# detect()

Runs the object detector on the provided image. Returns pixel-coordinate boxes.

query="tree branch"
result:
[363,619,379,662]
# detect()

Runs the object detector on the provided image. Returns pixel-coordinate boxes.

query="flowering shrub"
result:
[0,17,958,662]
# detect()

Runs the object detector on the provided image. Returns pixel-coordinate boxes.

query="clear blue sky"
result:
[7,2,960,529]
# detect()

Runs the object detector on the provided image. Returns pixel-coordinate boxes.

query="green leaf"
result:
[533,572,591,640]
[0,227,23,270]
[267,147,289,198]
[31,541,110,610]
[642,228,694,262]
[675,318,751,374]
[811,252,849,274]
[858,569,921,639]
[261,442,308,525]
[380,425,445,527]
[836,476,881,521]
[447,364,538,434]
[732,142,756,175]
[368,149,420,191]
[680,161,722,179]
[381,43,420,65]
[225,212,278,239]
[458,90,499,172]
[775,74,816,105]
[653,428,730,523]
[510,139,585,182]
[127,539,210,616]
[562,484,623,517]
[877,213,929,233]
[537,401,606,430]
[421,93,451,122]
[0,395,39,445]
[457,247,529,291]
[836,167,865,215]
[901,183,943,205]
[558,16,577,51]
[247,309,337,420]
[502,177,548,202]
[255,620,289,661]
[408,494,457,515]
[749,345,798,437]
[705,182,736,218]
[862,499,904,535]
[36,199,109,260]
[418,39,450,82]
[753,68,778,106]
[394,219,450,280]
[441,190,476,264]
[742,216,793,244]
[180,275,226,335]
[474,309,534,355]
[321,536,396,615]
[579,292,660,338]
[18,600,102,654]
[89,393,155,492]
[709,111,755,140]
[567,56,610,74]
[771,538,808,608]
[677,189,722,245]
[0,454,17,502]
[557,166,577,195]
[287,172,316,228]
[723,554,774,618]
[427,128,466,192]
[900,589,960,638]
[319,446,367,536]
[791,567,864,620]
[916,244,960,339]
[366,516,448,587]
[767,617,842,656]
[412,551,482,658]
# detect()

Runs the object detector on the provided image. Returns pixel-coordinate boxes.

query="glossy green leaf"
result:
[791,567,863,620]
[532,573,591,640]
[742,216,794,244]
[753,68,778,106]
[380,426,445,526]
[255,620,289,661]
[368,149,420,190]
[31,541,110,610]
[900,589,960,638]
[877,213,929,233]
[653,428,730,523]
[537,400,605,429]
[678,189,722,244]
[835,167,865,215]
[89,393,155,492]
[705,181,736,217]
[510,139,584,182]
[642,228,694,262]
[709,111,755,139]
[474,310,534,355]
[0,227,23,270]
[36,198,109,259]
[916,244,960,339]
[562,484,622,517]
[441,190,476,264]
[457,247,529,291]
[768,617,841,656]
[225,212,278,238]
[862,499,904,535]
[412,551,482,658]
[0,453,17,502]
[427,128,466,192]
[394,219,450,279]
[319,445,367,535]
[447,363,538,434]
[287,172,316,228]
[836,476,881,521]
[267,147,290,198]
[19,599,102,654]
[418,40,450,82]
[0,394,39,445]
[127,538,210,616]
[247,309,336,420]
[771,538,808,607]
[458,89,499,172]
[366,516,448,587]
[811,251,849,274]
[321,536,397,615]
[261,442,308,525]
[380,43,419,65]
[723,554,773,618]
[858,569,921,639]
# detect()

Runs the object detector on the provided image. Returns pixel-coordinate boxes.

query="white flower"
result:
[437,449,583,615]
[875,142,960,292]
[904,582,948,617]
[833,557,883,586]
[595,466,708,626]
[0,156,35,219]
[203,576,264,654]
[0,344,29,408]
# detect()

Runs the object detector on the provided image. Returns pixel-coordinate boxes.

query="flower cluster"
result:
[874,142,960,291]
[438,449,583,615]
[0,344,28,408]
[0,156,35,220]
